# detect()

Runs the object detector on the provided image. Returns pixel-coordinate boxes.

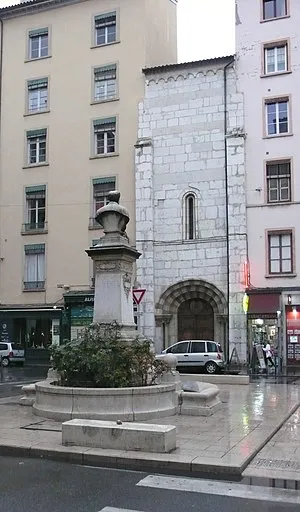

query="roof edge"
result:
[143,55,235,75]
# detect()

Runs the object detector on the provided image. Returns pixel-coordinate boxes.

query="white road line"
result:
[99,508,145,512]
[137,475,300,505]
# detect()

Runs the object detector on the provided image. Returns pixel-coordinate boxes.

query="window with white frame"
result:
[264,43,288,74]
[263,0,287,20]
[24,244,45,290]
[93,118,116,155]
[28,28,48,59]
[184,193,196,240]
[27,129,47,165]
[25,186,46,232]
[94,65,117,102]
[93,177,116,213]
[90,177,116,228]
[266,99,289,136]
[266,161,291,203]
[268,231,293,274]
[27,78,48,113]
[94,12,116,46]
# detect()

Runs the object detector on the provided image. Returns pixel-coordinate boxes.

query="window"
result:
[24,244,45,290]
[184,193,196,240]
[27,78,48,113]
[264,43,288,74]
[190,342,206,353]
[268,232,293,274]
[167,342,189,354]
[26,129,47,165]
[90,177,116,228]
[93,117,116,155]
[94,12,116,46]
[24,186,46,232]
[265,99,289,136]
[94,65,117,102]
[28,28,48,59]
[266,161,291,203]
[263,0,287,20]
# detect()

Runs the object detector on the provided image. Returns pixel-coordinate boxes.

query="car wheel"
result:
[205,361,218,374]
[1,357,9,367]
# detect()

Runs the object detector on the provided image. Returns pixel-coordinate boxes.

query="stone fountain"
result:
[20,192,222,454]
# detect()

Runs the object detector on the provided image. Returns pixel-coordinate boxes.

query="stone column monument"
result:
[86,191,141,342]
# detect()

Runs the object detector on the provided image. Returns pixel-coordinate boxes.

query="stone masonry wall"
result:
[135,62,247,361]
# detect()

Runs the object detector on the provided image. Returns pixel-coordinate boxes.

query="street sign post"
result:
[132,289,146,305]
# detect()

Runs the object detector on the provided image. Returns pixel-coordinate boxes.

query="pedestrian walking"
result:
[263,342,274,367]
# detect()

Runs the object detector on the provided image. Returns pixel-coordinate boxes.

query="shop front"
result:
[286,305,300,368]
[247,292,281,367]
[63,291,139,340]
[0,306,63,364]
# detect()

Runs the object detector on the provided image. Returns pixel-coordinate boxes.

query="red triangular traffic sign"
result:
[132,289,146,305]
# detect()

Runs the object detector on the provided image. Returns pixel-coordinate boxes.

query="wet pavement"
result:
[0,380,300,478]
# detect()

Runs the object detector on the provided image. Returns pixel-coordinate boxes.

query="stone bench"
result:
[179,382,222,416]
[62,419,176,453]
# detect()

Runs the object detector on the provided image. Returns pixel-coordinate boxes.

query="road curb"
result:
[239,401,300,472]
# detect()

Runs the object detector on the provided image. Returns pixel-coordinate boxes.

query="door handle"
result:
[204,355,209,357]
[184,354,189,357]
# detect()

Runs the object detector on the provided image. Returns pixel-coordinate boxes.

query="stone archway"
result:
[155,279,227,348]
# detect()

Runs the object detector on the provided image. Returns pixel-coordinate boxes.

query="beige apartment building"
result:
[0,0,177,361]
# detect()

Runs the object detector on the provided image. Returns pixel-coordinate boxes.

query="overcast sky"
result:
[0,0,235,61]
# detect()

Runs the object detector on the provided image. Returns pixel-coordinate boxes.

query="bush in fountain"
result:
[50,322,167,388]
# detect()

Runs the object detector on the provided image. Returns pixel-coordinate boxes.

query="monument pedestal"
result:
[86,191,141,343]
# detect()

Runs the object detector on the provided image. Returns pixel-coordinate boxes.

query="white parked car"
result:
[0,342,25,367]
[162,340,225,374]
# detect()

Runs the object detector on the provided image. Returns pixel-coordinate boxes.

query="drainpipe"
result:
[224,57,235,365]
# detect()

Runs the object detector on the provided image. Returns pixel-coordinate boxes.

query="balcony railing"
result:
[23,280,45,291]
[21,221,48,234]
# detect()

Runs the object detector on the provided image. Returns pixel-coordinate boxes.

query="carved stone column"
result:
[86,191,141,342]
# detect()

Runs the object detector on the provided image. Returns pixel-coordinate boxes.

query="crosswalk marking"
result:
[137,474,300,505]
[99,508,145,512]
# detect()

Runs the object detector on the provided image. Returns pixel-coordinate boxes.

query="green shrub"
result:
[50,322,167,388]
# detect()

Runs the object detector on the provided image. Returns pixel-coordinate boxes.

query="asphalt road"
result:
[0,456,298,512]
[0,365,48,398]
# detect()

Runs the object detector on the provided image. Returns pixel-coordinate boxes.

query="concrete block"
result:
[62,419,177,453]
[19,383,36,406]
[178,383,222,416]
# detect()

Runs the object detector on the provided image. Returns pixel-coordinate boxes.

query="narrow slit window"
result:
[185,194,196,240]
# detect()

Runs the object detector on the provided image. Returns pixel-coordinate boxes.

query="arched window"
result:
[184,193,196,240]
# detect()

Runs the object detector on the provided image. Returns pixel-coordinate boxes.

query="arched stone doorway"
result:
[178,298,214,340]
[155,279,227,348]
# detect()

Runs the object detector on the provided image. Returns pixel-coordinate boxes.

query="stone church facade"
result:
[135,57,248,362]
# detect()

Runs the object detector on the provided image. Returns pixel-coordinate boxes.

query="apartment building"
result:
[135,59,248,362]
[0,0,177,361]
[236,0,300,368]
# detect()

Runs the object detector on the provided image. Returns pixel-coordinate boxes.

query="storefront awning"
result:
[248,293,281,315]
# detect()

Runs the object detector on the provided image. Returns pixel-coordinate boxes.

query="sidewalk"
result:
[0,380,300,477]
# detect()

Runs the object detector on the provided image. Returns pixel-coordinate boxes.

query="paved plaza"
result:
[1,380,300,480]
